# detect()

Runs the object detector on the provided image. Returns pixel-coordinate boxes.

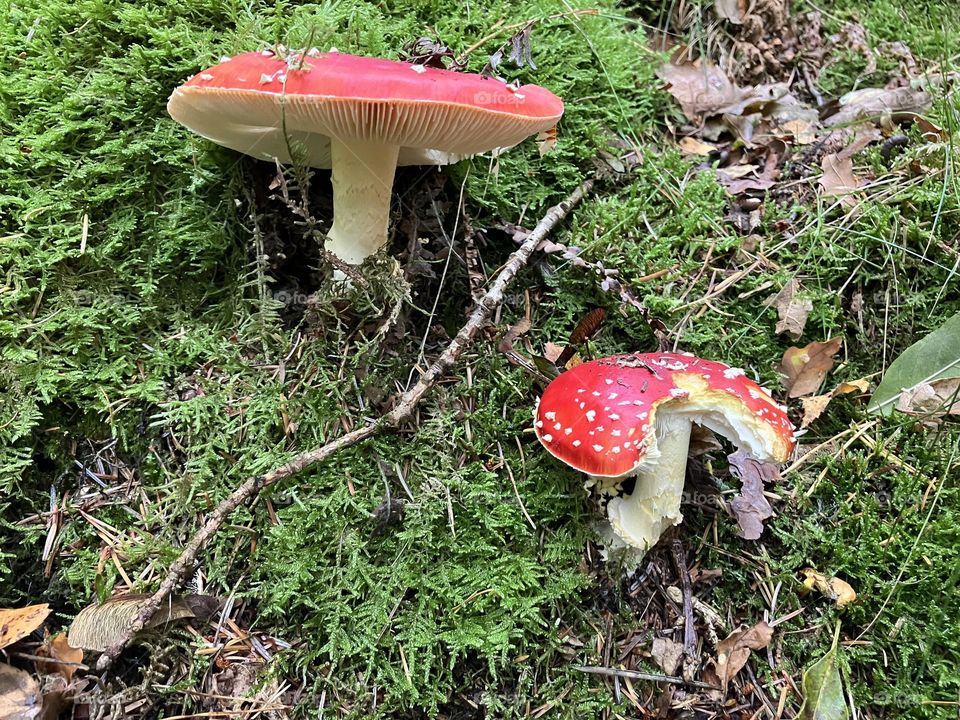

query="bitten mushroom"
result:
[167,50,564,265]
[534,352,796,553]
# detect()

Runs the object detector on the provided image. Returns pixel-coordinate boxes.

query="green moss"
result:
[3,0,960,716]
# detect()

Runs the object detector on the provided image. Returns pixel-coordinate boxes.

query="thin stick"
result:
[95,177,595,672]
[575,665,719,691]
[671,539,697,659]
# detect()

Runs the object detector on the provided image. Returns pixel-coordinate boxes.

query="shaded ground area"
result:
[2,0,959,718]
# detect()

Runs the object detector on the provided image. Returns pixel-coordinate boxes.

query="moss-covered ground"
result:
[2,0,959,717]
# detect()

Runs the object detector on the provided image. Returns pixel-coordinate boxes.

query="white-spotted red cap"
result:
[167,50,564,166]
[534,352,795,477]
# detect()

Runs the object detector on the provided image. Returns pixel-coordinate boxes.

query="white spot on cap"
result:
[611,446,621,453]
[579,402,586,409]
[723,366,745,379]
[572,440,582,447]
[535,420,543,428]
[611,429,621,437]
[410,64,427,74]
[748,389,762,399]
[608,393,618,400]
[544,411,557,421]
[200,73,214,81]
[609,413,620,421]
[669,388,687,398]
[261,50,274,57]
[605,378,614,385]
[585,410,597,422]
[577,388,586,393]
[628,428,636,436]
[592,391,601,397]
[542,434,554,442]
[564,427,573,435]
[553,422,562,430]
[220,56,232,62]
[592,444,604,452]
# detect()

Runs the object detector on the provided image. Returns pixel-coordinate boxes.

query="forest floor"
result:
[2,0,959,718]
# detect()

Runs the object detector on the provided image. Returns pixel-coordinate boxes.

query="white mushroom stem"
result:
[325,137,401,265]
[606,413,693,551]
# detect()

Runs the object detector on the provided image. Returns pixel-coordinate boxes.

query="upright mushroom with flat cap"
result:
[167,49,564,266]
[534,352,796,553]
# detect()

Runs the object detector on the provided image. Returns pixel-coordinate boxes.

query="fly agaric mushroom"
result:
[534,352,796,553]
[167,49,564,265]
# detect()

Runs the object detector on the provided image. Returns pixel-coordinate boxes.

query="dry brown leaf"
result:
[820,153,860,203]
[657,60,747,121]
[679,136,718,156]
[801,568,857,608]
[895,378,960,415]
[35,634,83,682]
[498,317,531,355]
[772,280,813,339]
[542,342,564,363]
[782,119,817,144]
[707,621,773,691]
[651,636,684,676]
[714,0,746,23]
[824,86,930,127]
[800,378,870,427]
[689,425,722,456]
[718,163,760,180]
[728,450,781,540]
[0,663,42,720]
[781,337,844,398]
[0,605,50,651]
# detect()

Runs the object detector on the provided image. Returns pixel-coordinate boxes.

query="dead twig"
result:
[95,176,596,673]
[670,540,697,659]
[576,665,719,690]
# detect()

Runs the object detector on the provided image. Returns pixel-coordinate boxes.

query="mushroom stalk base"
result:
[326,138,401,265]
[605,416,693,552]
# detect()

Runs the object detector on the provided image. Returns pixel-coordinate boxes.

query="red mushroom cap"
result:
[167,50,564,165]
[534,352,796,477]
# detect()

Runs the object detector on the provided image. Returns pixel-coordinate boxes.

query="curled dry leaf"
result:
[705,621,773,691]
[35,633,84,682]
[728,450,781,540]
[800,378,870,427]
[0,663,41,720]
[895,378,960,416]
[781,337,844,398]
[714,0,746,23]
[679,136,719,156]
[0,605,50,651]
[801,568,857,608]
[772,279,813,340]
[823,86,930,127]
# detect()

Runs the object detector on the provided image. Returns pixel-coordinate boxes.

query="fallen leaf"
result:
[651,636,684,676]
[707,621,773,691]
[718,163,760,180]
[800,569,858,608]
[782,118,817,144]
[0,605,50,651]
[772,279,813,339]
[819,153,860,202]
[714,0,746,23]
[823,87,930,127]
[781,337,844,398]
[498,317,531,356]
[895,378,960,415]
[0,663,42,720]
[35,634,83,682]
[799,624,850,720]
[800,378,870,427]
[657,60,747,121]
[870,312,960,415]
[68,594,218,652]
[678,136,718,156]
[728,450,781,540]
